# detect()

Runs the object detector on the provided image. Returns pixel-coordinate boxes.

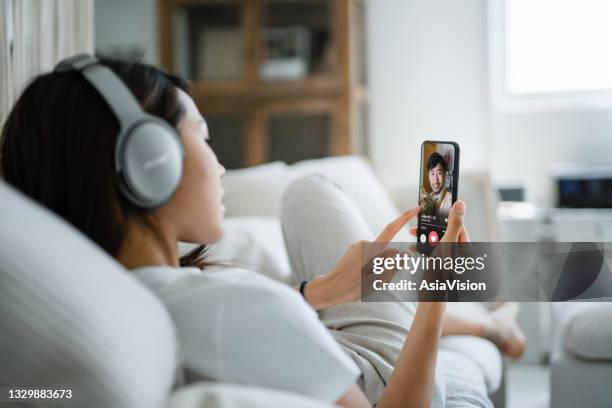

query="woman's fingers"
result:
[375,206,420,243]
[409,226,417,237]
[459,226,470,242]
[440,200,466,243]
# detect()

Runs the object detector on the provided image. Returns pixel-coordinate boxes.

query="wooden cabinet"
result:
[159,0,367,168]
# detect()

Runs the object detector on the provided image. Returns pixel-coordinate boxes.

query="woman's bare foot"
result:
[484,302,527,358]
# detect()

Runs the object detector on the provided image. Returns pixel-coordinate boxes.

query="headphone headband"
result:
[54,54,143,131]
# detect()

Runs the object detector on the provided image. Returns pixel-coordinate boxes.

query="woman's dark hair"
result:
[0,57,208,269]
[427,152,447,172]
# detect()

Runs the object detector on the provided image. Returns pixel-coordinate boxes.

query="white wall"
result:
[366,0,489,195]
[94,0,158,63]
[490,109,612,207]
[367,0,612,207]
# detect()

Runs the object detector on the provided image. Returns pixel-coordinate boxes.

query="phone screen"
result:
[417,141,460,254]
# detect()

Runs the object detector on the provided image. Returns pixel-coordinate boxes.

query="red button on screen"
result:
[428,231,439,245]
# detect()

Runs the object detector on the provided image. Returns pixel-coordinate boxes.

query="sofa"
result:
[210,156,505,406]
[0,155,505,407]
[191,154,612,407]
[550,302,612,408]
[0,180,346,408]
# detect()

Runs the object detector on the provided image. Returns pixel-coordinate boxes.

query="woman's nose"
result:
[218,163,226,177]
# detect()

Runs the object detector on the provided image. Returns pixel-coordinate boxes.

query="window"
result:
[489,0,612,113]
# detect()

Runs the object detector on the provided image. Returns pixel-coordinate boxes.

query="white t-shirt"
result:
[132,266,360,402]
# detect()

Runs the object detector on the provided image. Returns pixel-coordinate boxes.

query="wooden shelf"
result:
[160,0,368,168]
[191,75,343,99]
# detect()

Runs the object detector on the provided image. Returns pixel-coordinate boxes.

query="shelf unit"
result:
[159,0,368,169]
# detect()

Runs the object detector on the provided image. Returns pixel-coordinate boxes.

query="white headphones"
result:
[54,54,184,209]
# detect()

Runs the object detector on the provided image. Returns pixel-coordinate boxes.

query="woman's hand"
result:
[303,207,420,310]
[302,201,469,310]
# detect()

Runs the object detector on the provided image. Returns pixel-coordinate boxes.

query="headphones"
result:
[54,54,184,209]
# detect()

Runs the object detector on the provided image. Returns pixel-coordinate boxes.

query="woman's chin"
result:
[207,226,225,244]
[181,225,224,246]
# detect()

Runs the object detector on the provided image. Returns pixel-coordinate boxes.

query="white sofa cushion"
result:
[221,156,411,241]
[563,303,612,360]
[179,217,292,284]
[439,304,503,395]
[221,161,290,217]
[170,383,335,408]
[0,182,177,408]
[207,217,292,283]
[440,336,502,395]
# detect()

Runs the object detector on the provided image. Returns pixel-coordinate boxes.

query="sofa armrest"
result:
[559,303,612,360]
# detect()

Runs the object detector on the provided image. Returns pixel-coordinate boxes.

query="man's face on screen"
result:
[428,163,445,194]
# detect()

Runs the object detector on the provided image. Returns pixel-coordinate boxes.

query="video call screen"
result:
[417,142,457,251]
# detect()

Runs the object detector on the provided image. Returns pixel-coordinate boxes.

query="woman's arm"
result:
[335,201,467,408]
[292,273,338,310]
[374,302,445,408]
[333,303,445,408]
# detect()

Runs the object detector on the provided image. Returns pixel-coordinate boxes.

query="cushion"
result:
[179,217,292,284]
[439,303,503,394]
[440,336,502,395]
[0,182,177,408]
[221,161,290,217]
[563,303,612,360]
[170,383,335,408]
[221,156,410,240]
[439,349,488,399]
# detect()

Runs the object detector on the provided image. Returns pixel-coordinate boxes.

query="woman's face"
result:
[158,88,225,244]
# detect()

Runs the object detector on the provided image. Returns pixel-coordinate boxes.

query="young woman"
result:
[0,57,524,407]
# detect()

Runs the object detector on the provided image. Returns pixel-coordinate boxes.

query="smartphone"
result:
[416,141,460,255]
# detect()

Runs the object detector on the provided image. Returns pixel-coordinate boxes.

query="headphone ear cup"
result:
[119,121,183,208]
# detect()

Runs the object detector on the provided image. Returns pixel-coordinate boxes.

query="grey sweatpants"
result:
[281,175,494,408]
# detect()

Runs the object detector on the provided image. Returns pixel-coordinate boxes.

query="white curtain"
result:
[0,0,94,127]
[0,2,13,128]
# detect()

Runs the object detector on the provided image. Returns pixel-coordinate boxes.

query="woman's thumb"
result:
[441,200,465,242]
